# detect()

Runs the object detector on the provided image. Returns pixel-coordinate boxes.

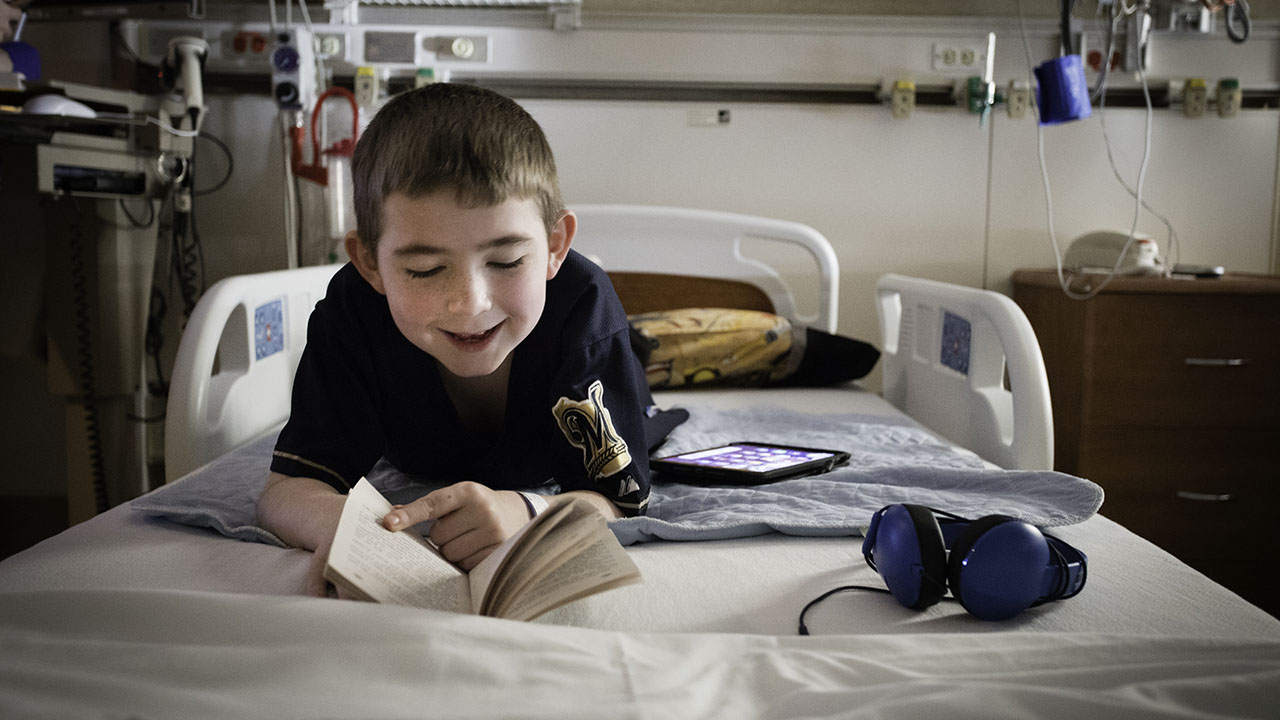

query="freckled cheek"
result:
[499,281,546,325]
[385,286,444,335]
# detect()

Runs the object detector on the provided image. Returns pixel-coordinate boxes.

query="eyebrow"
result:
[391,234,533,257]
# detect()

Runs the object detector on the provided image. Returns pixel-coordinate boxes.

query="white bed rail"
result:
[875,274,1053,471]
[164,264,342,482]
[572,204,839,333]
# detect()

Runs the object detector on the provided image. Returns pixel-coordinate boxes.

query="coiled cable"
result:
[64,196,111,514]
[1225,0,1251,44]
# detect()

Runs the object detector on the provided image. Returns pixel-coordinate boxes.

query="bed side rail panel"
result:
[164,264,342,482]
[572,204,839,333]
[875,273,1053,471]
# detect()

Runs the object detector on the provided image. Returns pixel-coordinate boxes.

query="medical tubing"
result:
[1226,0,1251,44]
[65,197,111,515]
[1059,0,1077,55]
[1053,56,1156,300]
[1018,0,1160,301]
[1096,77,1180,270]
[297,0,315,32]
[193,131,234,197]
[118,197,156,228]
[172,134,205,320]
[1089,4,1121,102]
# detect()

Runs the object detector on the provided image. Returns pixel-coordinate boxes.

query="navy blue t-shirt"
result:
[270,250,671,516]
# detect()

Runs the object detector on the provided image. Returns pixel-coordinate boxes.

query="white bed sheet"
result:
[3,384,1280,718]
[2,385,1275,639]
[3,589,1279,720]
[3,468,1274,640]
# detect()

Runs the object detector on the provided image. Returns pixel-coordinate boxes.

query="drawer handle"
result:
[1176,491,1235,502]
[1184,357,1250,367]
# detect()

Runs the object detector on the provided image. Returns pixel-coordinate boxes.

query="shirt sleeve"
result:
[547,323,654,517]
[270,278,386,492]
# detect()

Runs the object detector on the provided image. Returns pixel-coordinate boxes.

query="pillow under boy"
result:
[628,308,879,389]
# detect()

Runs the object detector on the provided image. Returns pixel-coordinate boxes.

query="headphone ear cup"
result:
[870,504,949,610]
[947,516,1051,621]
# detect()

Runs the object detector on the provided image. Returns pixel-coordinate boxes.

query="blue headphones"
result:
[798,504,1087,632]
[862,504,1088,621]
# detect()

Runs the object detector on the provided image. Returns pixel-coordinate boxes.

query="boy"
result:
[257,83,681,596]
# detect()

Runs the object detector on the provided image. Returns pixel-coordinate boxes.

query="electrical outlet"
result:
[1006,80,1030,120]
[316,33,345,60]
[890,80,915,120]
[1183,78,1207,118]
[427,35,490,62]
[222,30,268,59]
[271,29,315,111]
[354,66,379,108]
[686,108,731,127]
[415,67,439,88]
[931,43,987,74]
[1217,78,1242,118]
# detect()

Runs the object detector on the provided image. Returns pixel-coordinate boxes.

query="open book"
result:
[323,478,641,621]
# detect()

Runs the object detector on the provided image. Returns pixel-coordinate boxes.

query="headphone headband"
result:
[861,504,1088,621]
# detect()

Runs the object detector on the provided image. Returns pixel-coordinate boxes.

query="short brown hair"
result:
[351,83,563,253]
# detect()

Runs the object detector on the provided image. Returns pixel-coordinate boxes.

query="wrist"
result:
[516,490,548,519]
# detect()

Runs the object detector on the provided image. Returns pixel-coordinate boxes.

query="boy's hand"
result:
[304,532,337,598]
[383,482,530,571]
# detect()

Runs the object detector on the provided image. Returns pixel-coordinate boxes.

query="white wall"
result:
[4,10,1278,498]
[530,99,991,346]
[140,12,1280,339]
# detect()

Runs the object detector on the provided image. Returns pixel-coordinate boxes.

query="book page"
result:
[466,503,551,614]
[480,502,602,611]
[471,499,640,620]
[324,478,469,614]
[495,530,641,622]
[472,500,597,615]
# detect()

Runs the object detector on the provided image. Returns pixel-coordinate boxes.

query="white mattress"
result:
[2,384,1278,718]
[3,588,1279,720]
[2,384,1275,638]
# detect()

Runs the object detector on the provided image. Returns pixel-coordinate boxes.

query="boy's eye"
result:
[489,258,525,271]
[405,267,443,280]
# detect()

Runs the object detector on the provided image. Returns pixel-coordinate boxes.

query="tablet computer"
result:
[651,442,851,485]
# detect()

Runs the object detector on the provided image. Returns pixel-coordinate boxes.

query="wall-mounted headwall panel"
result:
[129,11,1280,349]
[131,13,1280,91]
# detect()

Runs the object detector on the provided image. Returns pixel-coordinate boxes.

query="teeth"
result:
[451,327,493,342]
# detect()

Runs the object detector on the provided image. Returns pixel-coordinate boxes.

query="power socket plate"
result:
[890,81,915,120]
[1006,81,1029,120]
[931,43,988,74]
[1183,80,1208,118]
[1216,86,1242,118]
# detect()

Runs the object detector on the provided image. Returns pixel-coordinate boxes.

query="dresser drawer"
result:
[1085,294,1280,428]
[1100,486,1274,561]
[1079,427,1279,495]
[1079,428,1278,560]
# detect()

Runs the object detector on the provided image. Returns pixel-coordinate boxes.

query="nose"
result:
[445,267,491,317]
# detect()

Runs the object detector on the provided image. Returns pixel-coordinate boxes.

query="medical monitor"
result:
[25,0,204,21]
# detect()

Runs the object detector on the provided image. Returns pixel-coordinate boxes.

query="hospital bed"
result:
[1,205,1277,719]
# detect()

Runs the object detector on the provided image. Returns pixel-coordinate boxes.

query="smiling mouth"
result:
[443,322,502,345]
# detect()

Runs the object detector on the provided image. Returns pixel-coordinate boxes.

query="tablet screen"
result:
[660,444,836,473]
[652,442,850,485]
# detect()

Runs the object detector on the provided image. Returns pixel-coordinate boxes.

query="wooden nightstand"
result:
[1012,270,1280,618]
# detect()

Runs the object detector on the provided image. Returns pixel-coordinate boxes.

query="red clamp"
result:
[291,86,359,186]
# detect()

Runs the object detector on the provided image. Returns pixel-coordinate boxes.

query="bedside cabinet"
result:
[1011,270,1280,618]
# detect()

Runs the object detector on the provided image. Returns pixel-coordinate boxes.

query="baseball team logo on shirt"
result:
[553,380,633,480]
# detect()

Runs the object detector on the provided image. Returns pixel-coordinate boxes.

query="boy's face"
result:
[348,190,573,379]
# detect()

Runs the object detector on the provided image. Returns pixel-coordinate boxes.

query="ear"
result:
[345,230,387,295]
[545,211,576,280]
